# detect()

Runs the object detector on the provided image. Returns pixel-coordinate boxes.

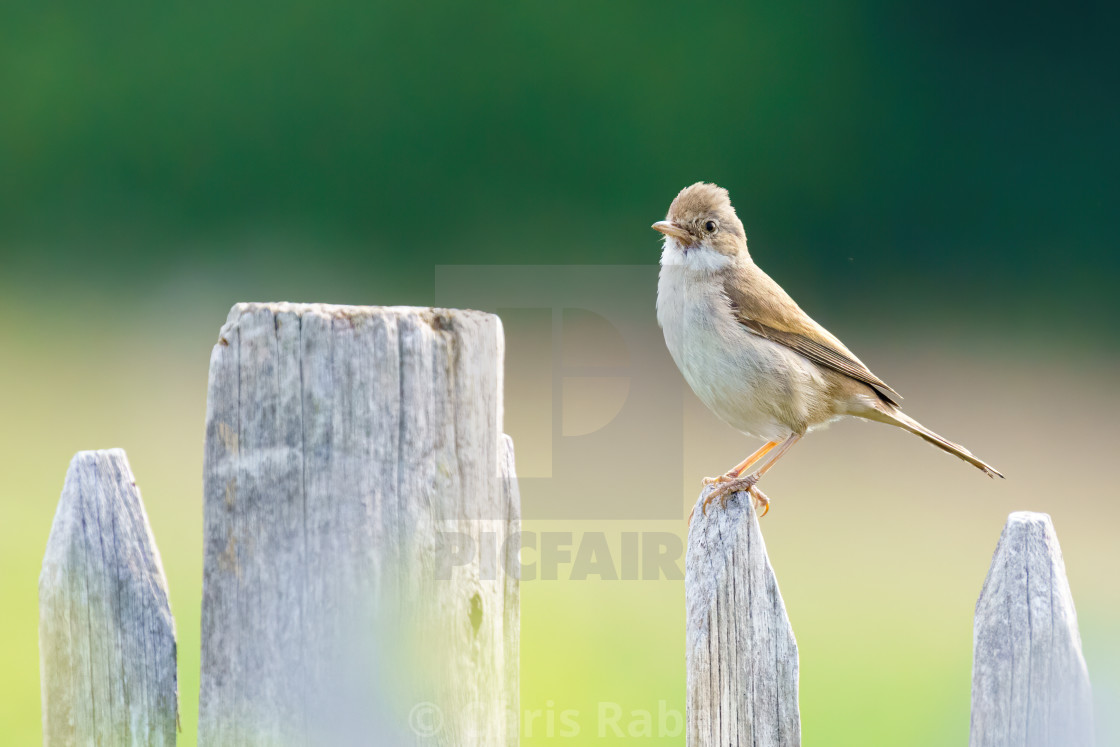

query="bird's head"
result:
[653,182,748,270]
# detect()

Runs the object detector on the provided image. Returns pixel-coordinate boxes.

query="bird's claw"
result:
[701,473,760,515]
[689,477,772,526]
[750,485,770,517]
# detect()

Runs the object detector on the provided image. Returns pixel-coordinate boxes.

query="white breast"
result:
[656,243,828,440]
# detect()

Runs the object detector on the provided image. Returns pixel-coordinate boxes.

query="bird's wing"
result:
[723,267,903,406]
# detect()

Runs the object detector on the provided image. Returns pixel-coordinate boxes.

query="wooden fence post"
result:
[685,487,800,747]
[970,511,1094,747]
[39,449,178,746]
[198,303,519,746]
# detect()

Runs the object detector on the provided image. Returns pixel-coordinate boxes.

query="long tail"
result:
[865,404,1004,479]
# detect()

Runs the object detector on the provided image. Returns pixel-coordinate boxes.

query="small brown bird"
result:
[654,182,1003,517]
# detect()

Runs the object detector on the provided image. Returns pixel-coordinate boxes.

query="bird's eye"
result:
[704,220,718,233]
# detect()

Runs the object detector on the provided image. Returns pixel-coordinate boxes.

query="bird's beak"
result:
[651,221,690,242]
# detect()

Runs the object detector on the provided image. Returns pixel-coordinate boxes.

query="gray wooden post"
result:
[970,511,1094,747]
[39,449,178,746]
[685,488,800,747]
[198,303,519,746]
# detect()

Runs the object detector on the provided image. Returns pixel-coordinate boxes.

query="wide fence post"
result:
[685,487,800,747]
[198,303,520,746]
[970,511,1094,747]
[39,449,178,746]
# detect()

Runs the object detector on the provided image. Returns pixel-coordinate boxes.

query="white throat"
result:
[659,239,733,273]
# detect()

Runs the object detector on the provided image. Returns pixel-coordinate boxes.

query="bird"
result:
[653,182,1003,518]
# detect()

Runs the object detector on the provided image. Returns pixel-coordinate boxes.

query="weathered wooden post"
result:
[970,511,1094,747]
[199,303,519,745]
[39,449,178,746]
[685,488,800,747]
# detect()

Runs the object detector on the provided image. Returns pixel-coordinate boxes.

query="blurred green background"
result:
[2,1,1117,744]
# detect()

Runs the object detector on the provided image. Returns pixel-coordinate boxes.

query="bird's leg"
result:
[702,441,778,485]
[700,433,802,516]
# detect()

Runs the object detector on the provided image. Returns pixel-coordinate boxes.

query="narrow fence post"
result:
[970,511,1094,747]
[198,303,519,746]
[685,487,800,747]
[39,449,178,746]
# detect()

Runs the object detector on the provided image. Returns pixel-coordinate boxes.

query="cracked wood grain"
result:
[685,487,800,747]
[39,449,178,746]
[199,303,519,746]
[970,511,1094,747]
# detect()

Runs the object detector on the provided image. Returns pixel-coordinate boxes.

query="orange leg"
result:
[750,434,799,481]
[702,441,778,485]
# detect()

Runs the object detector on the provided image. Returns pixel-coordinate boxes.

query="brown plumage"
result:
[654,182,1003,516]
[722,265,902,406]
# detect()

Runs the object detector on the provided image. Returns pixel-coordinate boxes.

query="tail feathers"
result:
[868,406,1004,479]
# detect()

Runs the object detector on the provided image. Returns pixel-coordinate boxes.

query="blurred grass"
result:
[0,297,209,745]
[1,0,1117,742]
[3,292,1118,745]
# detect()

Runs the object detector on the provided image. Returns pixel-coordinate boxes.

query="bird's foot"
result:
[688,477,772,526]
[702,470,740,486]
[701,473,759,515]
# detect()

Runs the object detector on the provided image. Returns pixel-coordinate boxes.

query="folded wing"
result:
[723,269,902,407]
